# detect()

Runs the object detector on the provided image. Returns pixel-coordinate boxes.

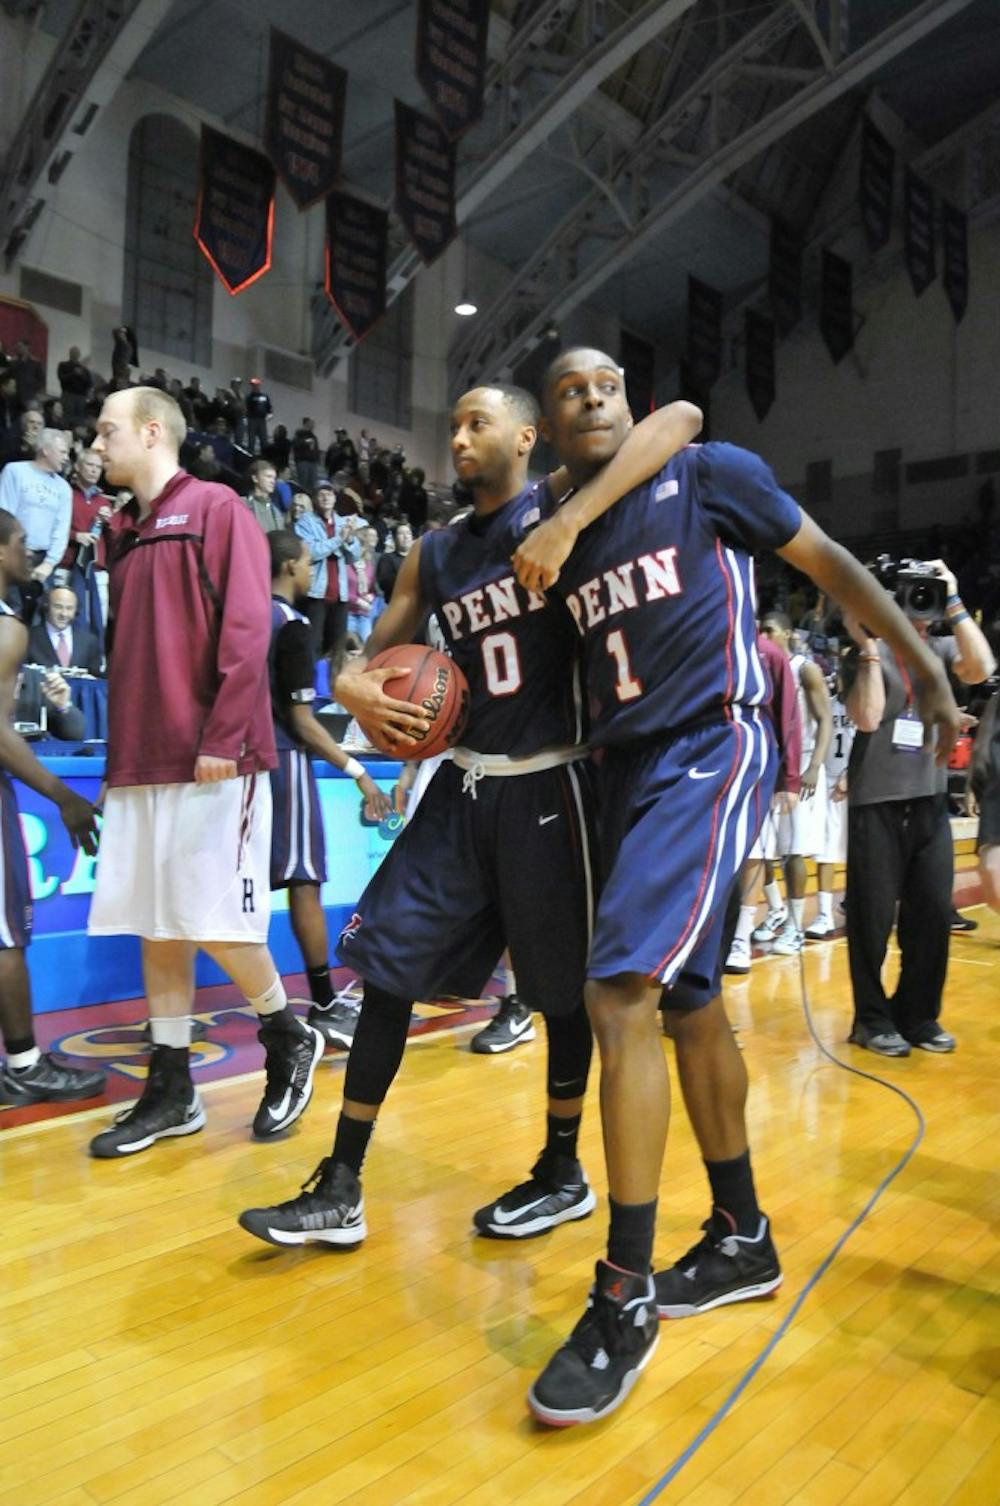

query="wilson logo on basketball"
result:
[412,666,451,743]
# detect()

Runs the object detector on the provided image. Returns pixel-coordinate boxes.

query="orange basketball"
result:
[360,644,470,760]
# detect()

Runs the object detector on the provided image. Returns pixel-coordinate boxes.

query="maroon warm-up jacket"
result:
[757,632,802,795]
[105,470,277,788]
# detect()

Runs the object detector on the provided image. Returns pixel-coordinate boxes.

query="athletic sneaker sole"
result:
[236,1212,367,1248]
[470,1024,537,1055]
[310,1021,356,1049]
[656,1271,782,1319]
[527,1332,659,1427]
[251,1027,325,1140]
[723,961,750,976]
[89,1101,207,1159]
[475,1186,597,1239]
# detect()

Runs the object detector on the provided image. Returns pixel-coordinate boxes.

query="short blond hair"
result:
[129,386,187,450]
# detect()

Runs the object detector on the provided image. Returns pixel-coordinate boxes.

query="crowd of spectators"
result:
[0,335,448,702]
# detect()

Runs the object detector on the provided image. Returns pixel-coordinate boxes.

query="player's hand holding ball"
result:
[352,646,469,759]
[336,659,433,750]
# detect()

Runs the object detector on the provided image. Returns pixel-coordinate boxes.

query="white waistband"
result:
[451,745,588,778]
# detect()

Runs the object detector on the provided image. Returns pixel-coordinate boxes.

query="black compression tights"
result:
[544,1002,593,1101]
[342,984,413,1106]
[342,987,593,1109]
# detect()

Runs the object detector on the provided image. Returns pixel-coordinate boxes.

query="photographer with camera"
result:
[843,559,995,1057]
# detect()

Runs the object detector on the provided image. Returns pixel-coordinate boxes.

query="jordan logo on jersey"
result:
[440,573,547,641]
[564,547,684,634]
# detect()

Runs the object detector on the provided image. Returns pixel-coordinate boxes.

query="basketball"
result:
[360,644,470,760]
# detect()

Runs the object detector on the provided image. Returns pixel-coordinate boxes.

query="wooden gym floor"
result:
[2,910,998,1506]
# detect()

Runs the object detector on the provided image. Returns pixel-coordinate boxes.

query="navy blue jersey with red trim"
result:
[418,484,584,754]
[546,443,801,748]
[269,597,315,752]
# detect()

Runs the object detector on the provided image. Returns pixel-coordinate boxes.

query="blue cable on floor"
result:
[636,949,926,1505]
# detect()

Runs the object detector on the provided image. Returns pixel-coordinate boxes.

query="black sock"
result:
[258,1004,307,1038]
[607,1197,657,1275]
[545,1111,581,1162]
[306,964,334,1009]
[705,1150,761,1236]
[5,1034,36,1058]
[332,1112,375,1177]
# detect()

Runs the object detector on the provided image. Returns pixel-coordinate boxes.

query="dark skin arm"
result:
[777,516,960,762]
[798,658,833,794]
[0,618,99,853]
[333,541,432,748]
[287,703,391,819]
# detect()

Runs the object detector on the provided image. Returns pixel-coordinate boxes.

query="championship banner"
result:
[745,309,775,422]
[265,28,347,210]
[941,200,969,324]
[769,217,802,336]
[395,100,457,265]
[324,191,388,342]
[620,329,655,417]
[859,114,895,252]
[820,248,853,364]
[194,126,275,295]
[416,0,490,140]
[686,276,723,388]
[904,167,936,296]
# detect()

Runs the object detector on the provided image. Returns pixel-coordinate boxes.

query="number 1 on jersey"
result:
[606,627,642,702]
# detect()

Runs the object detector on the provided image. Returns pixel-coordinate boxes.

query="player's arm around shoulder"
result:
[513,400,703,592]
[333,540,431,744]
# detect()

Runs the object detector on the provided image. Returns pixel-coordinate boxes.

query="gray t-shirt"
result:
[845,636,958,806]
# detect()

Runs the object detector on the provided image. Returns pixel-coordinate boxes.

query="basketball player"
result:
[238,385,702,1248]
[514,347,959,1426]
[0,508,106,1107]
[86,387,324,1157]
[753,610,833,953]
[267,529,390,1048]
[806,647,854,939]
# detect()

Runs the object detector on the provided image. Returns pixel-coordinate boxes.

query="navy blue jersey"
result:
[547,443,801,748]
[418,484,584,754]
[269,597,316,752]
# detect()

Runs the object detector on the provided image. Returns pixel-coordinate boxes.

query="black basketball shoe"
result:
[89,1045,204,1158]
[252,1022,324,1139]
[0,1052,105,1106]
[654,1214,781,1318]
[470,994,536,1054]
[238,1158,367,1248]
[528,1260,659,1426]
[473,1150,596,1238]
[307,998,359,1050]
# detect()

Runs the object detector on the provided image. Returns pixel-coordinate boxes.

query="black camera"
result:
[871,555,947,623]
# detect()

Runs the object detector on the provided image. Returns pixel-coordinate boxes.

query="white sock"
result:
[764,881,783,914]
[790,897,805,930]
[503,966,517,995]
[150,1016,192,1049]
[817,891,833,922]
[7,1045,41,1071]
[734,906,756,946]
[249,976,288,1017]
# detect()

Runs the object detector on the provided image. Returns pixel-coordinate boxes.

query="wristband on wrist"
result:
[946,593,962,609]
[344,757,365,781]
[948,608,971,626]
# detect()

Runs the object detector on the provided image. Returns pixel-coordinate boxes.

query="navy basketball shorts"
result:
[337,757,598,1016]
[269,747,327,889]
[591,710,776,1010]
[0,774,32,950]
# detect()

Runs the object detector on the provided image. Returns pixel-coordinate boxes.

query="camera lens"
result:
[909,583,936,614]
